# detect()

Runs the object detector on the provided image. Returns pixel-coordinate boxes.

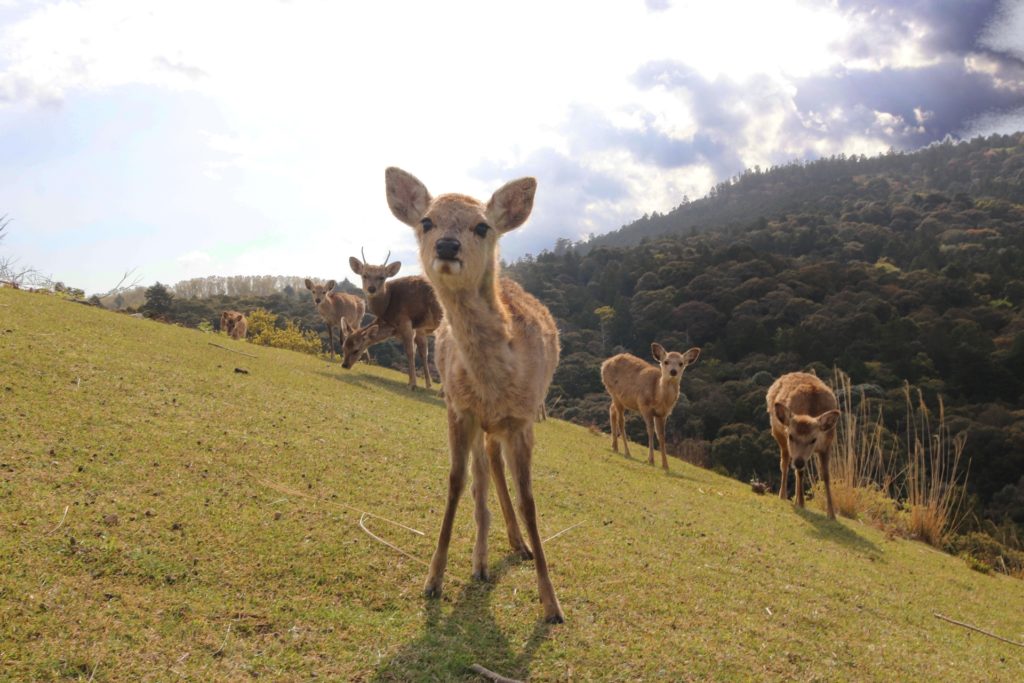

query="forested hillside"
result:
[508,133,1024,537]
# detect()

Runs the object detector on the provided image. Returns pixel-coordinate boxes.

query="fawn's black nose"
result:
[793,457,806,470]
[435,238,461,260]
[367,286,376,294]
[670,369,678,377]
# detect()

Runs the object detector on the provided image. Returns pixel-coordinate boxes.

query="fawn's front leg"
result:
[424,408,476,598]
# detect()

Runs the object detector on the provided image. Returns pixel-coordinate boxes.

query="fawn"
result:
[220,310,247,340]
[347,251,442,389]
[385,166,564,623]
[304,279,365,360]
[601,343,701,470]
[766,371,840,520]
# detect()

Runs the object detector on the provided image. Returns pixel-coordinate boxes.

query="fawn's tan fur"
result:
[601,344,700,470]
[385,166,564,623]
[220,310,247,340]
[304,279,365,360]
[347,257,442,389]
[766,372,841,520]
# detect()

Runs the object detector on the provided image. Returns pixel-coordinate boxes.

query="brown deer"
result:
[767,372,840,520]
[220,310,248,340]
[347,251,443,389]
[303,279,365,360]
[601,344,701,470]
[385,167,564,623]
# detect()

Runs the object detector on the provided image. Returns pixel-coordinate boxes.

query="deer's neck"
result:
[656,377,681,410]
[367,287,391,318]
[436,268,513,389]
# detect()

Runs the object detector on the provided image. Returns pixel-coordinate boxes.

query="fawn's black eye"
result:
[474,222,490,238]
[420,218,434,232]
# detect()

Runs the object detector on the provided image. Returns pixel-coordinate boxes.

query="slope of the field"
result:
[2,287,1023,681]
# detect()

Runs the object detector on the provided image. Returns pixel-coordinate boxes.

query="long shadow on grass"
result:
[318,369,446,409]
[372,557,552,682]
[601,450,697,482]
[794,506,882,558]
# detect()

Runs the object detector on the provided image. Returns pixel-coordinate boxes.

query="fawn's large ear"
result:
[817,409,840,431]
[682,347,701,365]
[486,177,537,233]
[385,167,432,227]
[304,278,314,290]
[773,402,791,425]
[326,279,337,292]
[651,342,666,361]
[384,261,402,278]
[349,257,363,275]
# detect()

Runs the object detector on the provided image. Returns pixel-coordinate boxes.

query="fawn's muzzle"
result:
[367,286,377,294]
[435,238,461,260]
[793,457,806,470]
[669,369,678,377]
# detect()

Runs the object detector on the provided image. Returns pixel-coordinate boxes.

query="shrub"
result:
[247,308,322,355]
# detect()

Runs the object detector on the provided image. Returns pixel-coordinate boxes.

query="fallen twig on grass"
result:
[934,613,1024,648]
[544,521,584,544]
[358,513,429,568]
[207,342,257,358]
[45,505,69,535]
[255,478,425,535]
[468,663,524,683]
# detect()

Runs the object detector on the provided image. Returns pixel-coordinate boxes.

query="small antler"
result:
[383,250,391,266]
[361,247,368,265]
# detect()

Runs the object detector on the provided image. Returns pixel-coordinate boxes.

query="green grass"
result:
[2,287,1023,681]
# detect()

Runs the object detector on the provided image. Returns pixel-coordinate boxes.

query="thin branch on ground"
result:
[207,342,258,358]
[45,505,69,535]
[358,513,430,568]
[933,613,1024,648]
[255,477,424,535]
[544,521,584,543]
[468,663,524,683]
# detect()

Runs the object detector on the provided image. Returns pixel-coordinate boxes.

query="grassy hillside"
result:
[2,287,1023,681]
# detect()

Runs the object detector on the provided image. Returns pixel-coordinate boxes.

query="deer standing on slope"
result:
[346,251,443,389]
[385,167,564,623]
[601,343,701,470]
[767,371,841,520]
[220,310,248,340]
[304,279,365,360]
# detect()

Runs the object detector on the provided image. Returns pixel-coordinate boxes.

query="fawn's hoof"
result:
[423,582,442,599]
[515,545,534,561]
[472,570,489,582]
[544,612,565,624]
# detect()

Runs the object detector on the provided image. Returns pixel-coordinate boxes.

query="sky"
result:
[1,0,1023,295]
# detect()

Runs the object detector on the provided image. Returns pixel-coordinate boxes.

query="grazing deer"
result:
[340,318,431,382]
[304,279,365,360]
[767,372,840,520]
[385,167,564,623]
[220,310,248,340]
[601,344,701,470]
[347,251,443,389]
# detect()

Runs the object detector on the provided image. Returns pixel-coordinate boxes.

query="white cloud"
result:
[0,1,1017,293]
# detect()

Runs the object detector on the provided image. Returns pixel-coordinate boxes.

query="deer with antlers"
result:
[345,249,442,390]
[304,279,365,360]
[385,167,564,623]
